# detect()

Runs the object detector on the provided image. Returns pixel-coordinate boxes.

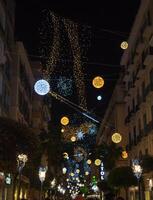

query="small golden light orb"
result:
[111,132,122,144]
[94,159,101,166]
[87,159,92,165]
[121,150,128,159]
[92,76,104,89]
[60,116,69,126]
[71,136,76,142]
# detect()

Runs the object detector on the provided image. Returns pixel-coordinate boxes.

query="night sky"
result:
[15,0,140,119]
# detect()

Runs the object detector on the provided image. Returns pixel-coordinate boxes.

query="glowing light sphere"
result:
[122,150,128,159]
[63,152,69,159]
[60,116,69,126]
[71,136,76,142]
[85,171,89,176]
[34,79,50,95]
[94,159,101,166]
[61,128,65,133]
[62,167,67,174]
[111,132,122,144]
[87,159,92,165]
[76,169,80,174]
[97,95,102,101]
[120,41,128,50]
[70,173,74,177]
[92,76,104,89]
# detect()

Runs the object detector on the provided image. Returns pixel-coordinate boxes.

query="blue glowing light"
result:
[97,95,102,101]
[57,76,73,97]
[34,79,50,95]
[76,130,84,140]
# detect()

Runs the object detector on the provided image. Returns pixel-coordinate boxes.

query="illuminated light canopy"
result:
[60,116,69,126]
[34,79,50,95]
[87,159,92,165]
[121,150,128,159]
[97,95,102,101]
[94,159,101,166]
[71,136,76,142]
[92,76,104,89]
[111,132,122,144]
[120,41,128,50]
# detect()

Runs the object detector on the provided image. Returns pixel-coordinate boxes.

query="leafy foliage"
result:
[107,166,137,188]
[141,155,153,172]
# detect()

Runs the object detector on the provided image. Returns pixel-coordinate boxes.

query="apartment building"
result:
[120,0,153,199]
[0,0,15,117]
[97,0,153,199]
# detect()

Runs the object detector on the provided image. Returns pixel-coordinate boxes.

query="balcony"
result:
[135,105,140,112]
[149,35,153,47]
[124,115,130,124]
[144,47,153,66]
[136,42,145,54]
[137,64,145,78]
[143,25,153,39]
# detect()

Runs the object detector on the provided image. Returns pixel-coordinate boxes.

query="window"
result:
[150,69,153,87]
[133,126,137,145]
[142,81,145,101]
[129,132,132,147]
[132,98,135,112]
[143,113,147,135]
[0,2,5,30]
[138,118,141,136]
[145,148,148,155]
[137,88,140,105]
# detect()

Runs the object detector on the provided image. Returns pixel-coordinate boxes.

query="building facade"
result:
[0,0,15,118]
[97,0,153,199]
[121,0,153,199]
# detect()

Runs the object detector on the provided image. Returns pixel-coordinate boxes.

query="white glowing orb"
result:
[62,167,67,174]
[97,95,102,101]
[34,79,50,95]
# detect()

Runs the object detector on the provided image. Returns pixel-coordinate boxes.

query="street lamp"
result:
[132,159,143,200]
[17,154,28,200]
[39,166,47,200]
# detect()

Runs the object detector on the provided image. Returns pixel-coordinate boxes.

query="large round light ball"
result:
[111,132,122,144]
[120,41,128,50]
[121,150,128,159]
[97,95,102,101]
[94,159,101,166]
[34,79,50,95]
[71,136,76,142]
[60,116,69,126]
[92,76,104,89]
[87,159,92,165]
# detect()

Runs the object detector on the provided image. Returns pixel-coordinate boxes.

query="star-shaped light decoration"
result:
[76,130,84,140]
